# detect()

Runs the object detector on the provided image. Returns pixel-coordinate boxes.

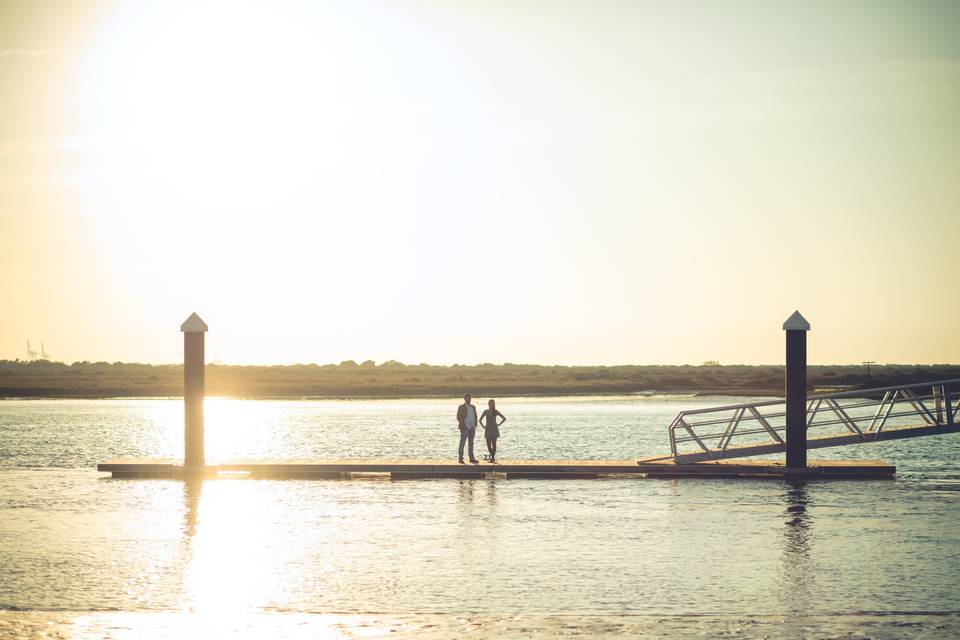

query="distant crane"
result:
[40,342,50,361]
[862,360,877,381]
[26,340,38,361]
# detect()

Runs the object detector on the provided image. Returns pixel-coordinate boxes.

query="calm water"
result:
[2,396,960,638]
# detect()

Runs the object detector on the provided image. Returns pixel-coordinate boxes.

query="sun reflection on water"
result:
[203,398,267,463]
[68,611,377,639]
[180,479,278,616]
[138,398,285,463]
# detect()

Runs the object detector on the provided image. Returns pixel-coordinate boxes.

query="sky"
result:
[1,0,958,366]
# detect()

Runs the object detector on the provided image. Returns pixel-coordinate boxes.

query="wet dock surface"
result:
[97,457,896,479]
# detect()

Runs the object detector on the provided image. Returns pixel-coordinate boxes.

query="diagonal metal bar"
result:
[870,391,898,438]
[825,398,864,437]
[679,416,715,459]
[719,407,745,453]
[748,405,785,444]
[806,398,822,430]
[867,391,894,433]
[902,389,938,425]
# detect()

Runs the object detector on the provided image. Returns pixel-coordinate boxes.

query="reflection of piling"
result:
[182,477,202,536]
[780,479,814,612]
[783,311,810,469]
[181,313,208,468]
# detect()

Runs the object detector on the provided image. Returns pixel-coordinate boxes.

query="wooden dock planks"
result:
[97,458,895,479]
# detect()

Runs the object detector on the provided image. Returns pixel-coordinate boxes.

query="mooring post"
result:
[783,310,810,469]
[180,312,208,468]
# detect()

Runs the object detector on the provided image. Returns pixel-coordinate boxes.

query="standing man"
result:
[456,393,480,464]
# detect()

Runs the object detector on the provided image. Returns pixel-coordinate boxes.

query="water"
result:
[2,396,960,638]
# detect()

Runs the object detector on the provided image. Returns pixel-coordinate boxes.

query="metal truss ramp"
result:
[668,379,960,464]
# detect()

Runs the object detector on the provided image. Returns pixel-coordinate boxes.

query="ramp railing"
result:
[667,379,960,463]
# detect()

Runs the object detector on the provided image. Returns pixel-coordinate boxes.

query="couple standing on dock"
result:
[456,393,507,463]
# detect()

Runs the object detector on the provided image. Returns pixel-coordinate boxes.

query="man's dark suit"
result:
[456,402,477,462]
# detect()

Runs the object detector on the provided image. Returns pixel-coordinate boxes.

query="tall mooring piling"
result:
[783,310,810,469]
[180,312,208,469]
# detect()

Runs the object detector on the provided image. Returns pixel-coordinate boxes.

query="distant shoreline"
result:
[0,389,780,401]
[2,360,957,400]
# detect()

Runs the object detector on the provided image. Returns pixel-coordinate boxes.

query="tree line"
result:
[1,359,957,399]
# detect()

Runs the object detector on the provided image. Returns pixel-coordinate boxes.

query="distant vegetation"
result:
[1,360,958,399]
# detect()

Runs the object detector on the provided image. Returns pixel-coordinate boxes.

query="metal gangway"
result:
[668,379,960,463]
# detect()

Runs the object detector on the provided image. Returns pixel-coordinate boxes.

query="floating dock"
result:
[98,313,924,483]
[97,458,895,480]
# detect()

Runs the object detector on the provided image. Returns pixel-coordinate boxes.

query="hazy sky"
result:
[2,0,958,365]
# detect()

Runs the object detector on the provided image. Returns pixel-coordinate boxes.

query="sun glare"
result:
[23,0,954,365]
[182,480,275,615]
[72,3,420,345]
[67,1,517,365]
[76,4,353,248]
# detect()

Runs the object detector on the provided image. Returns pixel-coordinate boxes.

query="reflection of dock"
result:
[97,458,895,480]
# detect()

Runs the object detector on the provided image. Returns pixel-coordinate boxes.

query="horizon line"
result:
[4,359,959,368]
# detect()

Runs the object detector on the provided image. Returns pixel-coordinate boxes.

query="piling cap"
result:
[782,310,810,331]
[180,312,209,333]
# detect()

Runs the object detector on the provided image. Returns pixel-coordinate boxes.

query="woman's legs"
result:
[485,436,495,459]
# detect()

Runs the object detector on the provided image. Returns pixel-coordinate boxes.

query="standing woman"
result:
[480,399,507,463]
